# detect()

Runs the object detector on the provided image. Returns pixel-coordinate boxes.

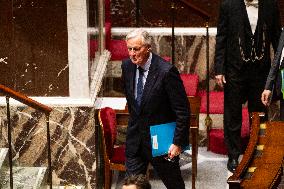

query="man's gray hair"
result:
[126,28,152,46]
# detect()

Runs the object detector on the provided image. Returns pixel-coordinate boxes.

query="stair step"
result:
[0,166,46,188]
[41,186,85,189]
[199,113,223,130]
[51,186,85,189]
[199,108,249,132]
[0,148,8,169]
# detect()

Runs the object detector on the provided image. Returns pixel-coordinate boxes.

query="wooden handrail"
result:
[227,112,261,186]
[179,0,211,20]
[0,84,52,113]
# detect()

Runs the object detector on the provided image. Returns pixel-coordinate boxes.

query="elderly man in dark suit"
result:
[214,0,281,172]
[262,30,284,120]
[121,28,190,189]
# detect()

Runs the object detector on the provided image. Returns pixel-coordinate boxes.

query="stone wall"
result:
[0,106,96,188]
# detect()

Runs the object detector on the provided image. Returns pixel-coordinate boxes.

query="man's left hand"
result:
[168,144,182,159]
[261,90,272,106]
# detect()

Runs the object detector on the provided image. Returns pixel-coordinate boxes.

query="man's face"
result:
[122,184,137,189]
[126,36,150,66]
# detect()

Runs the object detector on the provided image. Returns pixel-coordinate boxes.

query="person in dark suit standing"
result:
[121,28,190,189]
[214,0,281,172]
[262,30,284,120]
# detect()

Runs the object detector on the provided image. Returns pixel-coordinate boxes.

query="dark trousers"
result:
[224,64,268,159]
[126,153,185,189]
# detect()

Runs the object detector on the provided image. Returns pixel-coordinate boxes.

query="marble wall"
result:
[0,0,69,96]
[0,105,96,188]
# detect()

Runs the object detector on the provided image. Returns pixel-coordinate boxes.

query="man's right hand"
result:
[215,75,226,88]
[261,90,272,106]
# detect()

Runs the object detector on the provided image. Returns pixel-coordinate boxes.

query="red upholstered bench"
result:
[89,39,98,59]
[180,74,199,97]
[209,108,250,154]
[109,40,129,61]
[200,91,250,154]
[200,91,224,114]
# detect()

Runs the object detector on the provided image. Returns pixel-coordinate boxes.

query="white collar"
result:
[138,52,152,71]
[245,0,258,8]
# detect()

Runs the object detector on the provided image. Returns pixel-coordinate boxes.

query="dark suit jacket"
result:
[214,0,281,78]
[265,30,284,97]
[121,53,190,159]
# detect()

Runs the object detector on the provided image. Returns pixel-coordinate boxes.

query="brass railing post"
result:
[6,96,13,189]
[171,1,176,65]
[95,110,104,189]
[205,21,212,150]
[46,113,52,189]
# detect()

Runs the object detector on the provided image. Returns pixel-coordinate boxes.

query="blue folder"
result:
[150,122,189,157]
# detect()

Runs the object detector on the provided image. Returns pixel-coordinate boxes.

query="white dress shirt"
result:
[135,52,152,98]
[280,48,284,67]
[245,0,258,34]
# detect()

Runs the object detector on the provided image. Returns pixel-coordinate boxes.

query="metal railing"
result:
[0,84,52,189]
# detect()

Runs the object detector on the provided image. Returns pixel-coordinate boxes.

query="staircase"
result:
[0,147,85,188]
[0,148,85,189]
[0,148,46,188]
[0,84,87,188]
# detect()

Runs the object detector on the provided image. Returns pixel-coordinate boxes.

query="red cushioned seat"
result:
[100,107,118,157]
[209,129,227,154]
[241,108,250,137]
[105,22,112,50]
[111,145,126,164]
[90,22,114,57]
[99,107,126,189]
[109,40,129,61]
[208,108,250,154]
[104,0,129,61]
[200,91,224,114]
[180,74,199,97]
[89,39,98,59]
[99,107,126,161]
[105,0,111,23]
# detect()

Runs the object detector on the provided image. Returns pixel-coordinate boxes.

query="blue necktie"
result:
[136,67,144,107]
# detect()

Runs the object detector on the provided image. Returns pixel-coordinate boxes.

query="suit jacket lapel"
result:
[128,63,136,99]
[239,0,253,54]
[277,32,284,69]
[127,62,139,114]
[241,0,253,37]
[140,55,159,110]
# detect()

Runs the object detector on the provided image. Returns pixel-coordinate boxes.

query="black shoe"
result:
[227,158,238,173]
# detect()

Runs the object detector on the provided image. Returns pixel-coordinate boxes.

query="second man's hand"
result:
[215,75,226,88]
[261,90,272,106]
